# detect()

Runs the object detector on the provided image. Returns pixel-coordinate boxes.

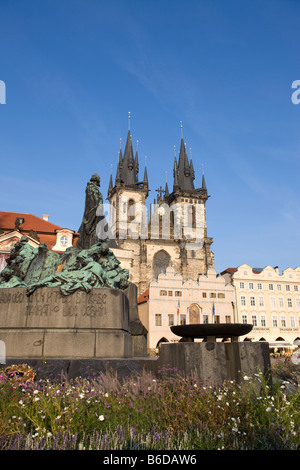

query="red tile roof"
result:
[0,211,62,233]
[137,288,149,304]
[0,211,78,249]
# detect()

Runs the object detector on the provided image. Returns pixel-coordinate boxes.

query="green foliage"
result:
[0,363,299,450]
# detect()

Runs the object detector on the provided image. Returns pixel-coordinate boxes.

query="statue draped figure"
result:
[0,174,129,296]
[76,173,105,250]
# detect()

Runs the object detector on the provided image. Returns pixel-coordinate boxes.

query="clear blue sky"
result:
[0,0,299,274]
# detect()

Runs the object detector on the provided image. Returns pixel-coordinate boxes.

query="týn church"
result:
[107,116,215,296]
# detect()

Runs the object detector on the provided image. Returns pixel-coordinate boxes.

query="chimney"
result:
[43,214,49,221]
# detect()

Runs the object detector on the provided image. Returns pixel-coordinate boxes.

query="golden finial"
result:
[128,111,131,131]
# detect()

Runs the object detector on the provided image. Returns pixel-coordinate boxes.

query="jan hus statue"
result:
[77,173,104,250]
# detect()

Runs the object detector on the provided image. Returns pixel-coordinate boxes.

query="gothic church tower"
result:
[107,117,214,295]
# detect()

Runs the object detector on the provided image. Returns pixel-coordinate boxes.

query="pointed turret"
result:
[201,166,207,193]
[118,117,137,184]
[108,165,113,191]
[173,122,195,191]
[108,114,149,199]
[143,155,148,186]
[173,155,179,190]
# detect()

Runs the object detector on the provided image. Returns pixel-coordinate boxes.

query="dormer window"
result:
[60,236,68,246]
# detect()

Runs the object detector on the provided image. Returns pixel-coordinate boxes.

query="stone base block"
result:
[0,329,133,360]
[141,341,272,388]
[0,287,135,359]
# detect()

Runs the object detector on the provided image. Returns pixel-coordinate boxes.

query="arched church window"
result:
[187,204,196,228]
[128,199,135,221]
[153,250,170,278]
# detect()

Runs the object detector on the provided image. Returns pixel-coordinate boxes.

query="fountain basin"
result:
[170,323,253,341]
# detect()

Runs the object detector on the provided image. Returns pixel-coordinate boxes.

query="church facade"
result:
[107,117,214,295]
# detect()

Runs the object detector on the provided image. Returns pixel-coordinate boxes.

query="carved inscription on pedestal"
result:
[23,289,107,318]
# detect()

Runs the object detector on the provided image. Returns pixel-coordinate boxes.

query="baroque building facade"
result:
[107,117,214,295]
[221,264,300,351]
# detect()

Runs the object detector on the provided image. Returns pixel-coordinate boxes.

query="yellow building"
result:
[138,266,235,354]
[221,264,300,352]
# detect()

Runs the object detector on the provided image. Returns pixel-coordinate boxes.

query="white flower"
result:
[266,407,271,412]
[243,375,250,381]
[33,390,39,395]
[98,415,105,421]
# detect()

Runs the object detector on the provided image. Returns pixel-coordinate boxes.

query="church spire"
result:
[174,122,195,191]
[164,171,169,198]
[109,164,113,191]
[143,155,148,185]
[109,114,149,195]
[201,165,207,192]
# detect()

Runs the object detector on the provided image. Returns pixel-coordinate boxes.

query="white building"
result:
[138,266,236,354]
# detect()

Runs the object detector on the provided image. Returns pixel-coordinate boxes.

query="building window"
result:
[268,284,274,290]
[168,291,173,296]
[296,299,300,310]
[249,282,254,290]
[277,284,282,291]
[210,292,216,298]
[250,296,256,306]
[286,285,291,292]
[239,282,245,289]
[258,296,265,307]
[155,314,162,326]
[280,316,286,327]
[252,315,257,326]
[261,315,267,327]
[279,297,284,308]
[175,291,182,297]
[203,315,209,324]
[294,285,299,292]
[168,314,174,326]
[180,314,186,325]
[257,283,263,290]
[128,199,135,221]
[270,297,276,309]
[60,236,68,246]
[287,298,293,308]
[272,316,278,327]
[217,293,225,299]
[242,314,248,324]
[241,296,246,306]
[153,250,170,278]
[214,315,220,324]
[225,315,231,324]
[290,316,296,328]
[160,290,167,296]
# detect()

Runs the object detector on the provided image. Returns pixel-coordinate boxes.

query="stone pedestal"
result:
[0,287,133,359]
[141,341,272,388]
